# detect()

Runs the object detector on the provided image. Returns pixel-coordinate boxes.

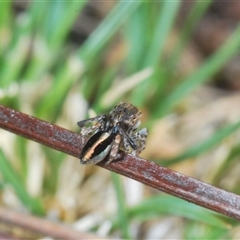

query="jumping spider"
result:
[77,102,148,164]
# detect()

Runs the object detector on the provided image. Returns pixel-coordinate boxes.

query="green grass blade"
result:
[160,120,240,165]
[124,5,149,74]
[212,144,240,187]
[27,1,48,30]
[0,17,32,87]
[0,149,44,215]
[184,221,230,239]
[27,0,86,50]
[0,1,12,29]
[168,0,213,69]
[143,1,181,68]
[157,24,240,117]
[129,195,228,228]
[131,1,181,105]
[35,60,82,121]
[0,1,12,54]
[47,1,87,49]
[23,1,86,81]
[78,1,142,65]
[111,173,131,239]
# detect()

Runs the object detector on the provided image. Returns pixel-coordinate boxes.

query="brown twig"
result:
[0,207,100,239]
[0,104,240,221]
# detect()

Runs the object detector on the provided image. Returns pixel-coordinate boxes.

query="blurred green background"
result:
[0,1,240,239]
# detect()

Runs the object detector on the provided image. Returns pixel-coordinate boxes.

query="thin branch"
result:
[0,104,240,221]
[0,207,101,239]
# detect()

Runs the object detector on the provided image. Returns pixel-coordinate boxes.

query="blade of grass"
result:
[0,1,12,54]
[160,120,240,165]
[131,1,181,105]
[45,1,87,50]
[143,2,181,68]
[42,147,65,194]
[27,1,48,31]
[156,24,240,117]
[168,0,213,70]
[111,173,131,239]
[124,3,154,74]
[0,16,32,87]
[15,137,28,181]
[35,57,83,121]
[212,143,240,187]
[78,1,142,65]
[128,195,228,228]
[0,1,12,30]
[12,2,50,82]
[0,149,44,215]
[101,67,153,108]
[184,221,230,239]
[23,1,86,81]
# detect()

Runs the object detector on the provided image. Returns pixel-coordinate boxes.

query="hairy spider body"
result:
[77,102,148,164]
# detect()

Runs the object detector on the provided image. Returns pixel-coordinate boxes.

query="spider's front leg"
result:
[118,123,137,150]
[117,124,147,157]
[77,115,107,140]
[106,134,121,164]
[77,114,107,128]
[132,128,148,155]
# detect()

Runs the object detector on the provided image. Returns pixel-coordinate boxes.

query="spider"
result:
[77,102,148,164]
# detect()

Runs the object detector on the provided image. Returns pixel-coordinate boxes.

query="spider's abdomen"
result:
[80,131,113,164]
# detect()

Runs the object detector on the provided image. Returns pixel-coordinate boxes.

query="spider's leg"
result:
[77,115,107,128]
[132,128,148,155]
[121,135,133,154]
[118,123,137,150]
[78,115,107,142]
[106,134,121,164]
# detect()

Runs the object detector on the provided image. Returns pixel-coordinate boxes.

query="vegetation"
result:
[0,1,239,238]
